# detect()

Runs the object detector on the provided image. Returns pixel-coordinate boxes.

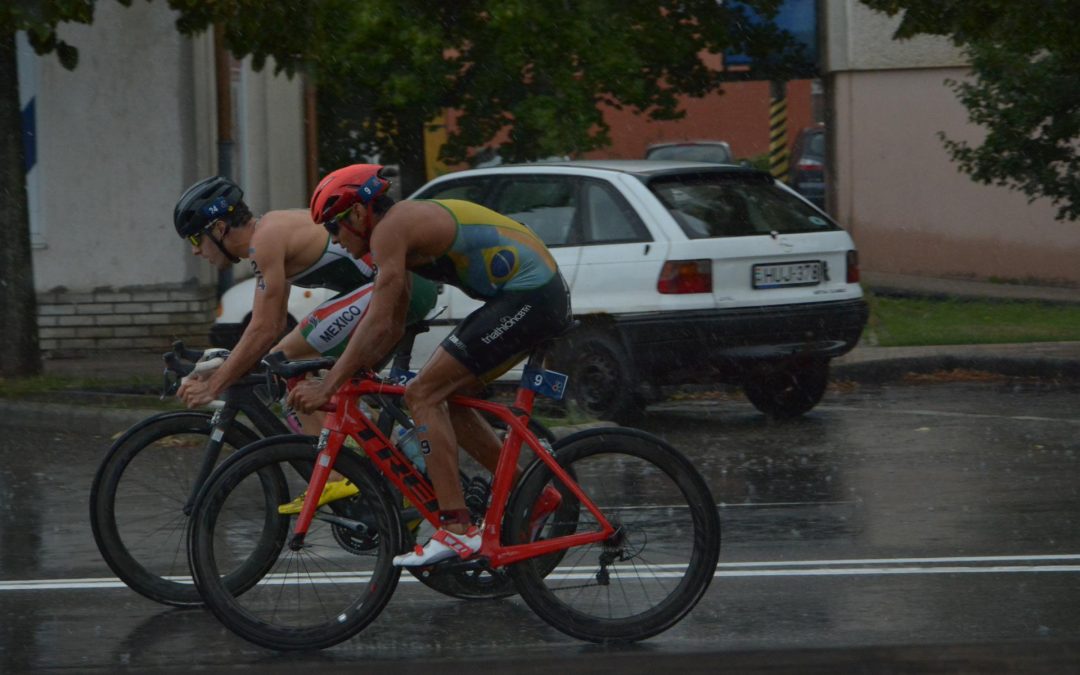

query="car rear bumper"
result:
[611,298,869,383]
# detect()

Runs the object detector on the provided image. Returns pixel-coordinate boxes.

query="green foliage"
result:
[860,0,1080,221]
[167,1,813,185]
[0,0,138,69]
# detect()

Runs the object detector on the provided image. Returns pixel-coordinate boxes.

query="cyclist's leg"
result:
[402,348,479,527]
[280,284,375,433]
[272,326,323,433]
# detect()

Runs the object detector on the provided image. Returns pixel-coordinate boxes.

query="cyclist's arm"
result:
[318,225,410,394]
[203,230,290,395]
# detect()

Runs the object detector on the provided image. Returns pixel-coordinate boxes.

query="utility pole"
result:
[768,80,790,183]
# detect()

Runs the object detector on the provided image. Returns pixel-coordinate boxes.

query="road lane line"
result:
[6,554,1080,591]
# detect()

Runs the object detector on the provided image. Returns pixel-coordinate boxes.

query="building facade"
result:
[19,1,307,355]
[824,0,1080,286]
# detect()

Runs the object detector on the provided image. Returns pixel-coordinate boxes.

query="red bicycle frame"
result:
[287,375,616,568]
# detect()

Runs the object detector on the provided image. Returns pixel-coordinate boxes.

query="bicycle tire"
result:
[409,417,559,600]
[504,428,721,643]
[89,411,261,606]
[187,437,403,650]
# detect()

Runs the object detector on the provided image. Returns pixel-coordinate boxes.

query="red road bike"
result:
[186,340,720,649]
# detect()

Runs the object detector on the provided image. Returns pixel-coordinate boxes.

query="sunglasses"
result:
[188,230,205,247]
[323,205,356,236]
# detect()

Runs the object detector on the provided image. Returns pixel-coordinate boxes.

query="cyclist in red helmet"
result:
[290,163,572,566]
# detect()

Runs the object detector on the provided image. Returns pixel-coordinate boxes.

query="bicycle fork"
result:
[183,406,237,516]
[287,428,344,550]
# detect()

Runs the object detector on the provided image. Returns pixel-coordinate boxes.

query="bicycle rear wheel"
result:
[187,437,403,650]
[89,412,260,606]
[504,428,720,643]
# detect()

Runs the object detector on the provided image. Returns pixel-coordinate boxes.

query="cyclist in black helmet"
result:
[173,176,437,425]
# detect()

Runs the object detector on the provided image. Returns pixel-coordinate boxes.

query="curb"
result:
[831,355,1080,384]
[4,354,1079,435]
[0,400,157,437]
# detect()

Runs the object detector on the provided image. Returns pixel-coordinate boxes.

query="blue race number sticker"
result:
[387,367,417,385]
[522,366,569,401]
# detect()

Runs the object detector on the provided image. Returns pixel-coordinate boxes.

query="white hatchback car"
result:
[213,160,868,422]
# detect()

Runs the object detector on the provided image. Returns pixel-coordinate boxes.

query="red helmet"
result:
[309,164,390,226]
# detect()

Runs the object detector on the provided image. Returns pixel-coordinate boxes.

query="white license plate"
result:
[752,261,823,289]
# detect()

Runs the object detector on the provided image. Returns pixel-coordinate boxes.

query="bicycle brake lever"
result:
[162,369,179,400]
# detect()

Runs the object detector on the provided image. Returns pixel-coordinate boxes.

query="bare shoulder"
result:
[249,209,319,254]
[253,209,314,237]
[377,200,455,255]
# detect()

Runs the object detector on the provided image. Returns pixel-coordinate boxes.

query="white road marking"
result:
[5,554,1080,591]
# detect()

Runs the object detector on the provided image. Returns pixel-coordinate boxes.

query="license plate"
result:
[752,261,823,289]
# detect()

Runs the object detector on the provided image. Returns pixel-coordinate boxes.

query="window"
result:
[490,177,579,247]
[649,173,839,238]
[583,181,650,244]
[418,178,494,204]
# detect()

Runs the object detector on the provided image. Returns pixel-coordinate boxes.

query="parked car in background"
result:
[409,160,868,422]
[645,141,733,165]
[789,124,826,209]
[210,282,328,349]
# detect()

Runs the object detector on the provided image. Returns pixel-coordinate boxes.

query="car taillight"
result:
[658,259,712,294]
[846,249,860,283]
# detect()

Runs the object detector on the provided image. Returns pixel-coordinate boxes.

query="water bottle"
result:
[396,427,427,473]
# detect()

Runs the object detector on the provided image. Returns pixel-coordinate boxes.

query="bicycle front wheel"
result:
[504,428,720,643]
[187,437,403,650]
[89,412,260,606]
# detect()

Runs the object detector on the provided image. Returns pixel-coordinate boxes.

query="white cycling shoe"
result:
[393,526,482,567]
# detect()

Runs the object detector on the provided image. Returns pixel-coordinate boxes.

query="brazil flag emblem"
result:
[484,246,519,284]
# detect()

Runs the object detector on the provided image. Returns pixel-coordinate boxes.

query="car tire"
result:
[743,359,830,419]
[553,328,642,425]
[233,314,298,349]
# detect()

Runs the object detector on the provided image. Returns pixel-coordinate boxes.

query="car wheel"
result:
[238,314,298,345]
[554,328,642,425]
[742,359,830,419]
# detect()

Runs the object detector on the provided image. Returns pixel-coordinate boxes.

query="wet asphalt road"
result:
[2,379,1080,673]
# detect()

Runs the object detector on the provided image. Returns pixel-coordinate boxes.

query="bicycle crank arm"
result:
[313,512,374,536]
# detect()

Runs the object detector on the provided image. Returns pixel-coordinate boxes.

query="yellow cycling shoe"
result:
[277,479,359,515]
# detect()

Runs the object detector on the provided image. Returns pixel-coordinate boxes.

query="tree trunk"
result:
[396,117,428,198]
[0,32,43,377]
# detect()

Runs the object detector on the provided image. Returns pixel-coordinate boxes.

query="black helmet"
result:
[173,176,243,239]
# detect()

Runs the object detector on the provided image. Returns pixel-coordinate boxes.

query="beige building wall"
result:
[825,0,1080,285]
[21,0,307,352]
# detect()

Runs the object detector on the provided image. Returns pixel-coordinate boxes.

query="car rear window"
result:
[645,144,732,164]
[647,173,839,239]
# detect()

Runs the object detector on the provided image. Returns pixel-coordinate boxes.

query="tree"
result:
[861,1,1080,221]
[170,0,810,194]
[0,1,110,376]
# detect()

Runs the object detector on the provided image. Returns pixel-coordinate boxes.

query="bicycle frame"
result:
[288,377,617,569]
